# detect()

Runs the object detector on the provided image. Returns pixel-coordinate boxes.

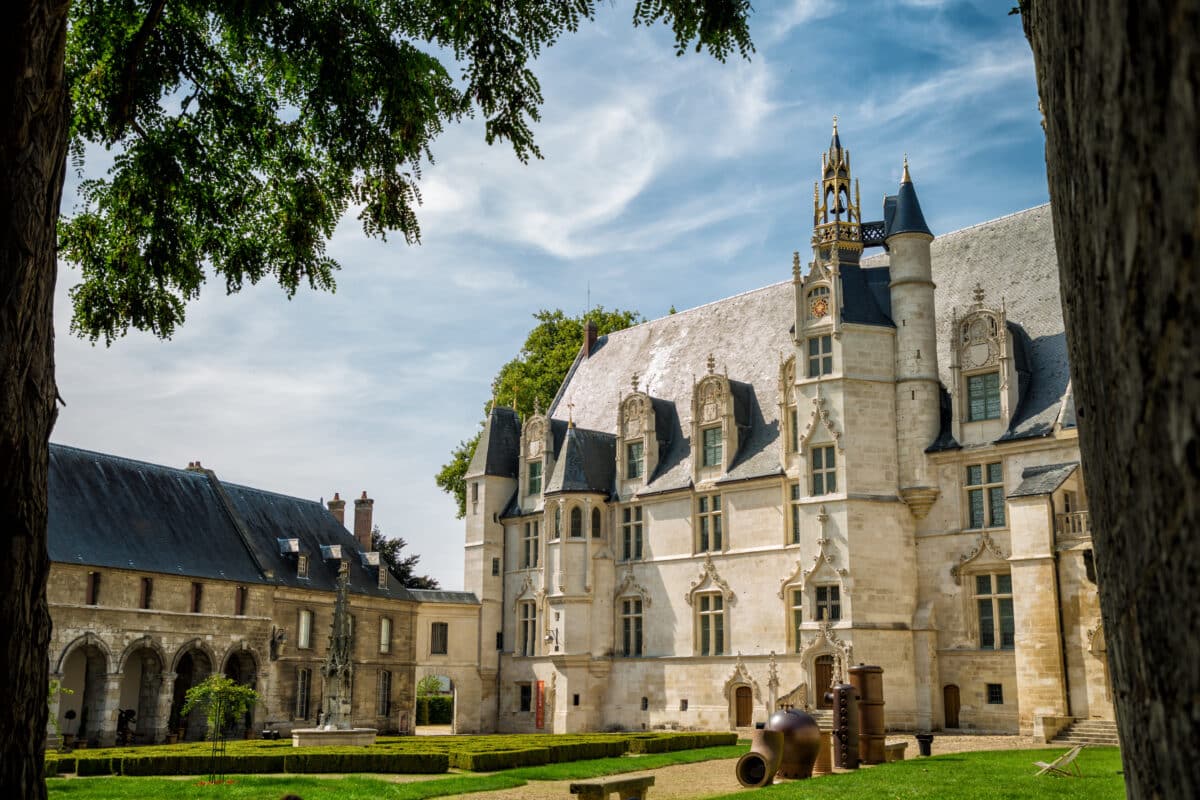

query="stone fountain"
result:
[292,562,377,747]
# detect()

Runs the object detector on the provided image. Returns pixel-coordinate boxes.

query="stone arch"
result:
[591,506,603,539]
[171,638,219,673]
[220,640,265,684]
[56,632,115,675]
[800,392,843,451]
[950,532,1009,584]
[722,655,763,730]
[117,635,167,674]
[797,625,852,707]
[569,504,584,538]
[685,554,735,606]
[170,639,217,741]
[221,642,261,737]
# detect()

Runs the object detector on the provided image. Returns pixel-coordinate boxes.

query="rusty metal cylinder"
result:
[735,729,784,787]
[827,683,860,770]
[811,729,833,776]
[849,664,886,765]
[764,709,821,779]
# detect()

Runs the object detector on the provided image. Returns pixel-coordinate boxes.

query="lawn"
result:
[710,747,1126,799]
[46,743,747,799]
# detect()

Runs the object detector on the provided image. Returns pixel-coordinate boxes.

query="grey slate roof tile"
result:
[545,426,616,495]
[48,444,414,600]
[467,406,521,479]
[1009,462,1079,497]
[407,589,480,604]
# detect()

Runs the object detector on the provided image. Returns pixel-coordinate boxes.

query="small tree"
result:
[416,674,443,697]
[180,675,259,742]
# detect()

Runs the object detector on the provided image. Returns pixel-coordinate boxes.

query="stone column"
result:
[1008,494,1068,733]
[98,673,123,747]
[155,672,178,743]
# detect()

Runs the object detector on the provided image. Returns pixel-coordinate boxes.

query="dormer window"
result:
[808,285,831,319]
[297,554,310,579]
[807,335,833,378]
[527,461,542,495]
[626,441,645,479]
[701,427,723,467]
[967,373,1001,421]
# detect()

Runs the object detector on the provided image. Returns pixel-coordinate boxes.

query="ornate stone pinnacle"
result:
[973,283,986,304]
[533,396,541,415]
[792,251,801,279]
[631,372,639,393]
[832,114,838,132]
[567,401,575,427]
[707,353,716,374]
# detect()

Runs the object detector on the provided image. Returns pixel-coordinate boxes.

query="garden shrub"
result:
[75,756,117,776]
[451,747,551,771]
[283,751,448,774]
[416,696,429,725]
[427,695,453,724]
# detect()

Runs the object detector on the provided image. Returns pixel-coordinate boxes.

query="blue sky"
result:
[51,1,1047,589]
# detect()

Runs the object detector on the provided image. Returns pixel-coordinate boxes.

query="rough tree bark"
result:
[0,1,69,797]
[1021,1,1199,796]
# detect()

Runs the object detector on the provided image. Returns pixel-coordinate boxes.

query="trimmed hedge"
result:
[545,740,628,763]
[450,747,550,772]
[122,753,287,776]
[75,756,117,776]
[283,751,448,774]
[626,732,737,754]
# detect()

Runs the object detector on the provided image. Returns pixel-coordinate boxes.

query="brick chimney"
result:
[327,492,346,526]
[583,320,597,358]
[353,491,374,551]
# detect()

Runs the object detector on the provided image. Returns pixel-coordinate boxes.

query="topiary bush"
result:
[427,695,452,724]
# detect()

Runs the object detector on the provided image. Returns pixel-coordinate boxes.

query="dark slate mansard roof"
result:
[48,444,415,600]
[472,203,1071,492]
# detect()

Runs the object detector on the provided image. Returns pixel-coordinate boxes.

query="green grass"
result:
[47,773,527,799]
[709,747,1126,799]
[46,744,747,799]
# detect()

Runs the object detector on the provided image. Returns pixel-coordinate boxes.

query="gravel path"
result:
[436,734,1047,800]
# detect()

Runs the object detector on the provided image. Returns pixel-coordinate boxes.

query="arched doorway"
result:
[59,643,108,746]
[118,646,165,743]
[735,686,753,727]
[171,647,213,741]
[814,656,835,709]
[415,674,455,734]
[223,649,259,738]
[944,684,961,729]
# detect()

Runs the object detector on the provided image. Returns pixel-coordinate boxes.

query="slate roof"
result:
[545,425,616,495]
[484,204,1068,492]
[1009,462,1079,498]
[407,589,480,604]
[883,176,933,239]
[466,406,521,479]
[866,204,1070,446]
[48,443,415,600]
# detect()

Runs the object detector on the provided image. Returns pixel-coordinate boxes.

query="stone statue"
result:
[320,562,355,730]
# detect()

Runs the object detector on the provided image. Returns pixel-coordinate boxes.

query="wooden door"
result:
[735,686,753,727]
[815,656,835,709]
[944,685,961,729]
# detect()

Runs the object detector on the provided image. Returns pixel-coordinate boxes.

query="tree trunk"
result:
[0,0,69,797]
[1021,1,1199,796]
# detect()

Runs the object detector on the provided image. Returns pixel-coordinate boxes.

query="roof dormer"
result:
[518,406,556,512]
[618,374,665,490]
[692,355,742,484]
[949,286,1021,446]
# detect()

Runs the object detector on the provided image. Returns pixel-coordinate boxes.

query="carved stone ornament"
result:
[623,394,646,437]
[614,570,653,606]
[798,623,853,686]
[801,393,843,450]
[959,310,1001,370]
[767,651,780,694]
[686,554,735,606]
[528,440,543,458]
[950,532,1009,585]
[723,653,763,705]
[778,559,806,599]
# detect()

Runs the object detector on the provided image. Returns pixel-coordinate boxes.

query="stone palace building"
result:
[461,124,1112,738]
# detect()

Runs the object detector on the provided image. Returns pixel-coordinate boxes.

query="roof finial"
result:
[832,114,838,134]
[631,372,639,393]
[973,283,986,305]
[902,153,911,184]
[706,353,716,375]
[533,396,541,416]
[567,402,575,428]
[792,251,801,279]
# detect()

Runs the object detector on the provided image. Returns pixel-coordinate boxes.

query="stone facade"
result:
[462,127,1110,737]
[46,447,481,745]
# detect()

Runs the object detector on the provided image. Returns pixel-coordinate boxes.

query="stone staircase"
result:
[1052,719,1120,747]
[809,709,833,730]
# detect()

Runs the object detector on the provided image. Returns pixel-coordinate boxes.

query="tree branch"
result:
[109,0,169,137]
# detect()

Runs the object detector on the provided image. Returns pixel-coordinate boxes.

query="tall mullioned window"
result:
[298,609,313,649]
[378,670,392,716]
[789,407,799,453]
[527,461,542,495]
[295,668,312,719]
[379,617,392,654]
[811,446,837,495]
[570,506,583,538]
[622,506,644,561]
[430,621,448,655]
[621,597,644,657]
[696,494,723,552]
[976,573,1014,650]
[518,601,537,656]
[522,521,540,568]
[966,462,1006,528]
[86,572,101,605]
[591,507,602,539]
[791,589,804,652]
[697,593,725,656]
[790,483,802,544]
[702,427,723,468]
[627,441,645,479]
[552,506,561,540]
[967,372,1002,421]
[807,334,833,378]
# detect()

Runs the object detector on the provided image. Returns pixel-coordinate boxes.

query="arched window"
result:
[591,507,602,539]
[570,506,583,538]
[552,506,561,540]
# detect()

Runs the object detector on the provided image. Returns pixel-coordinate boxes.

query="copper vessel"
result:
[735,729,784,787]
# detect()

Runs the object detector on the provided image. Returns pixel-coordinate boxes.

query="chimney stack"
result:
[327,492,346,526]
[583,320,598,358]
[354,491,374,551]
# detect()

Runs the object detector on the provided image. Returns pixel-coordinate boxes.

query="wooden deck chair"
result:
[1035,744,1084,777]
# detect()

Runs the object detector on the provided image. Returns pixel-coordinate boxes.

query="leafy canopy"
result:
[59,0,751,344]
[371,525,439,589]
[180,674,260,741]
[436,306,642,517]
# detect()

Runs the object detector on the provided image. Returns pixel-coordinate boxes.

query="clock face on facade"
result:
[810,296,829,318]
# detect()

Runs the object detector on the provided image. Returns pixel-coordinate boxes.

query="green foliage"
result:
[58,3,750,344]
[416,674,444,697]
[179,674,260,742]
[371,525,439,588]
[47,679,74,738]
[47,774,527,800]
[437,306,643,517]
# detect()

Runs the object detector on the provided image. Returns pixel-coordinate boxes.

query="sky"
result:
[51,1,1049,590]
